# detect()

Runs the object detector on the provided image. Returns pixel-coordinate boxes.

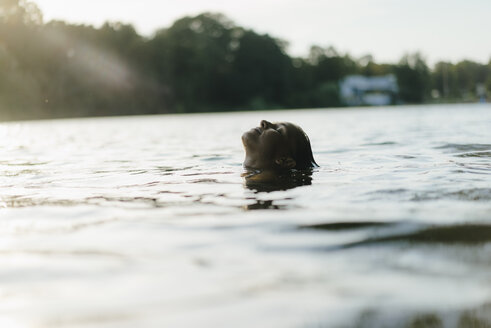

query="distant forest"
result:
[1,0,490,120]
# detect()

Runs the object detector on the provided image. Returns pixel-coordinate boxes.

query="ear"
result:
[275,156,296,169]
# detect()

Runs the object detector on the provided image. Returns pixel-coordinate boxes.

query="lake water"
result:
[1,104,490,327]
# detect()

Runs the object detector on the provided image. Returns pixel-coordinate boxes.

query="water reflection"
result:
[243,169,314,210]
[243,168,314,192]
[352,304,491,328]
[245,199,287,210]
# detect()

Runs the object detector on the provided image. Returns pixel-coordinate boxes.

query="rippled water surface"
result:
[1,104,491,327]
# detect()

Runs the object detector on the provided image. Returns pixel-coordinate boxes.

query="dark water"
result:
[0,104,490,327]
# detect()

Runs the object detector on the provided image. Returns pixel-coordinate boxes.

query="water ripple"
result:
[436,143,491,152]
[456,151,491,158]
[341,224,491,248]
[299,221,396,231]
[1,106,491,327]
[412,188,491,201]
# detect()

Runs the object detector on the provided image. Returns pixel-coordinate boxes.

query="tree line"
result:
[1,0,490,120]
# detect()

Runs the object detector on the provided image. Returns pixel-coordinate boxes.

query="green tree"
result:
[395,52,430,103]
[149,13,236,112]
[1,5,490,121]
[230,30,293,109]
[0,0,42,25]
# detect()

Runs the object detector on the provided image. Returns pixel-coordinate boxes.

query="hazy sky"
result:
[34,0,490,65]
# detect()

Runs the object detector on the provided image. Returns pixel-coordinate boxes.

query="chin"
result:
[241,129,258,148]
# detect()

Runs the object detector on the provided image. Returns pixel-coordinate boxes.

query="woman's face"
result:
[241,120,298,169]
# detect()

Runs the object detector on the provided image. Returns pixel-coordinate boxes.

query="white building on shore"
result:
[339,74,398,106]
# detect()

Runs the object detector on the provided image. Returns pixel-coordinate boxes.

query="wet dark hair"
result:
[284,123,318,169]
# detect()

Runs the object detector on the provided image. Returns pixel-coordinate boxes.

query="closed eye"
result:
[275,125,285,134]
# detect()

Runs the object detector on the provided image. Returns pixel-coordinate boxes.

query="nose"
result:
[260,120,272,129]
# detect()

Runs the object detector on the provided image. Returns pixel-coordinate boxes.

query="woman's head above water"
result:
[241,120,318,170]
